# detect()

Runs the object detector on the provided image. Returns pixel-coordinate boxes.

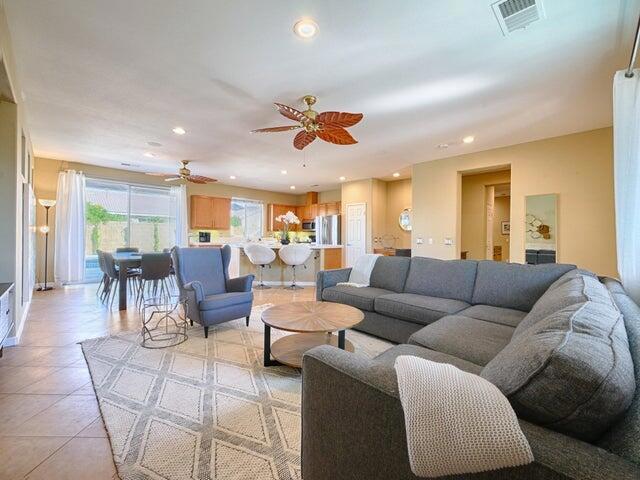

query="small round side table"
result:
[141,295,188,348]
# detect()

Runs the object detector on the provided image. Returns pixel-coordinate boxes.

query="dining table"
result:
[112,252,142,311]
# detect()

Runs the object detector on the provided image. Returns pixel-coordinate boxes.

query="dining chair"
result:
[116,247,140,253]
[96,250,108,299]
[136,252,173,308]
[102,252,120,308]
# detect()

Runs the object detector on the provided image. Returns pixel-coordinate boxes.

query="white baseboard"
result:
[4,300,30,347]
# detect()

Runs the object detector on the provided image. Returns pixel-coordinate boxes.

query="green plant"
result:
[86,202,110,254]
[230,215,242,228]
[137,216,167,252]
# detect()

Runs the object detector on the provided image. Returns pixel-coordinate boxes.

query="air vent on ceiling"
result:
[491,0,545,36]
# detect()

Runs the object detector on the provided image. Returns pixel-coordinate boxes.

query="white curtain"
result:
[170,184,188,247]
[613,69,640,302]
[54,170,86,284]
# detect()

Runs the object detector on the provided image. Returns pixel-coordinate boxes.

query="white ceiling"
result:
[5,0,638,192]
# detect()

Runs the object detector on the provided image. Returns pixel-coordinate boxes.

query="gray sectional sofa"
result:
[304,256,640,479]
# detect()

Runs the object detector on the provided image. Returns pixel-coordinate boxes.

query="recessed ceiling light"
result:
[143,152,156,158]
[293,19,318,38]
[462,135,475,144]
[147,141,162,147]
[172,126,186,135]
[437,143,449,149]
[393,172,400,178]
[290,185,296,190]
[339,176,346,181]
[229,175,236,180]
[281,170,288,175]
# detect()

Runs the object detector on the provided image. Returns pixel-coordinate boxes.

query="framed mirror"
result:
[525,194,557,264]
[399,208,412,231]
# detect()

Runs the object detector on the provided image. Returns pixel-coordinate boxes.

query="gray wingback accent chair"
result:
[172,246,254,338]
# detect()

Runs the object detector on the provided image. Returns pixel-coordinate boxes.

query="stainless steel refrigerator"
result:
[315,215,341,245]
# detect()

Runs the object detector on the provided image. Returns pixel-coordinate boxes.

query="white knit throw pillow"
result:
[394,355,533,477]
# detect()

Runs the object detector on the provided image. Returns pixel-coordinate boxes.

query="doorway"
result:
[460,169,511,262]
[345,203,366,267]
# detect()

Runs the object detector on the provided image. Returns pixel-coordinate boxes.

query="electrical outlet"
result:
[444,237,454,246]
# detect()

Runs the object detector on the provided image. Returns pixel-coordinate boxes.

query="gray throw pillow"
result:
[481,299,635,442]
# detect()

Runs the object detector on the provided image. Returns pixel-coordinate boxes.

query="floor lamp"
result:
[37,199,56,292]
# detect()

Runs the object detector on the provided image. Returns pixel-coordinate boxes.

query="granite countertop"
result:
[189,242,342,250]
[0,283,14,298]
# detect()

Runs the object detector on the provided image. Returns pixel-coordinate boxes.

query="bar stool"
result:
[278,244,312,290]
[244,244,276,289]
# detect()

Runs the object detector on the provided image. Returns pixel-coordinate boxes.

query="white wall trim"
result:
[4,299,30,347]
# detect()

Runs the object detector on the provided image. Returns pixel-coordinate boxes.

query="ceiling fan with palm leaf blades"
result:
[145,160,217,184]
[251,95,363,150]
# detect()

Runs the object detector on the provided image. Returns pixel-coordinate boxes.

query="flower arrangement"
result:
[275,210,300,245]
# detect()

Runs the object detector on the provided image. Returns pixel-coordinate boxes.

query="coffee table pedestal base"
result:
[266,332,354,368]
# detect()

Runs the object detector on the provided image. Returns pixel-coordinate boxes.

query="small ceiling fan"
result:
[145,160,217,184]
[251,95,363,150]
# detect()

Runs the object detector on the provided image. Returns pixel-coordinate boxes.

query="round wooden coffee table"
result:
[261,301,364,368]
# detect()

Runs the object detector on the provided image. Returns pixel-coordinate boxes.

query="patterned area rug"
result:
[81,304,392,480]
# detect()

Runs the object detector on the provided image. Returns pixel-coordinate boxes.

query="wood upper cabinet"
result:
[212,197,231,230]
[190,195,231,230]
[190,195,214,229]
[325,201,341,216]
[268,204,299,231]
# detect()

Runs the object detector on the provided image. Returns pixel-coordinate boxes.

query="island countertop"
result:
[189,242,342,250]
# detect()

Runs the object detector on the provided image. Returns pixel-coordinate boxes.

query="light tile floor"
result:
[0,283,315,479]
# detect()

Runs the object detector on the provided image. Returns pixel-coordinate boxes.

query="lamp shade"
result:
[38,199,56,207]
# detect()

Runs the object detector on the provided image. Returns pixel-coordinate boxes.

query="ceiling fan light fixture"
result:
[293,19,318,38]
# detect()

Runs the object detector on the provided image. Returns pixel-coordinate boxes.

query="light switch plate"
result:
[416,237,424,245]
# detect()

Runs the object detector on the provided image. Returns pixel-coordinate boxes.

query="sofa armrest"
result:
[301,346,640,480]
[183,281,205,302]
[226,274,255,293]
[315,268,352,301]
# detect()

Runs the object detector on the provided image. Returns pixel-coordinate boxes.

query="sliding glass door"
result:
[84,178,176,282]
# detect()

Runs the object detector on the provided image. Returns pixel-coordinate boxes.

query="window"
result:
[84,178,176,281]
[230,198,263,240]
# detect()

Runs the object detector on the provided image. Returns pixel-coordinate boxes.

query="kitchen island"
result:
[189,243,342,286]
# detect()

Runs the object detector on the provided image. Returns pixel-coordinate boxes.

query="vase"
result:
[280,237,290,245]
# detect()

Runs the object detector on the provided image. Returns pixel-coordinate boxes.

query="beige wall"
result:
[0,2,35,338]
[385,179,412,249]
[33,157,305,281]
[371,179,387,250]
[317,189,341,203]
[412,127,617,277]
[493,195,510,261]
[460,170,511,260]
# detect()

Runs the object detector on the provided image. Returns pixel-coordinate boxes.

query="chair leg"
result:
[190,319,194,326]
[254,265,271,290]
[204,326,209,338]
[109,279,119,308]
[286,265,303,290]
[246,316,250,327]
[96,275,105,297]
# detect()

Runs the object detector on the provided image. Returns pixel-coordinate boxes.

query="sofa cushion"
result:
[403,257,478,303]
[374,344,482,375]
[408,316,514,366]
[546,268,597,291]
[322,285,393,311]
[375,293,469,326]
[515,272,611,337]
[369,256,411,293]
[459,305,527,328]
[481,299,636,442]
[199,291,253,311]
[471,261,575,311]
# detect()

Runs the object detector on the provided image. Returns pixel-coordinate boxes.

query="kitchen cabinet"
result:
[269,204,299,231]
[325,201,341,216]
[190,195,231,230]
[190,195,214,229]
[212,197,231,230]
